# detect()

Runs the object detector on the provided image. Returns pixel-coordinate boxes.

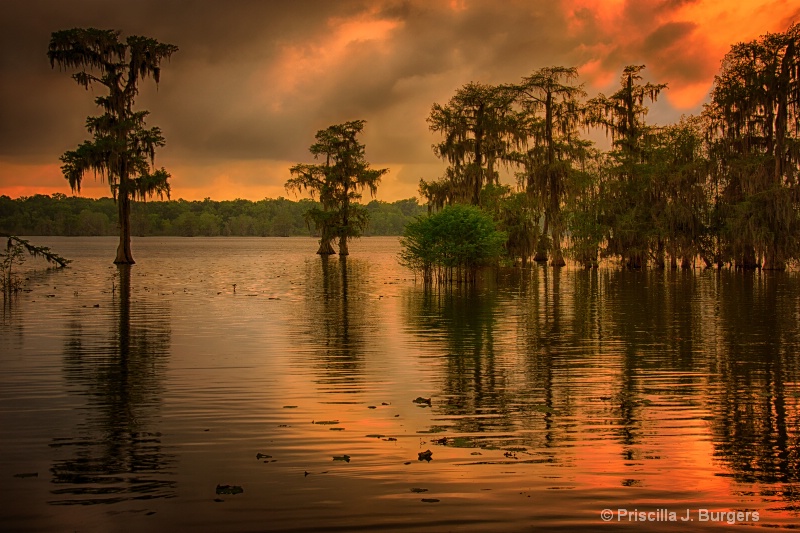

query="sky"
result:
[1,0,799,202]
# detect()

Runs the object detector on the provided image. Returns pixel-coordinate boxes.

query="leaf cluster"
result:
[400,204,506,284]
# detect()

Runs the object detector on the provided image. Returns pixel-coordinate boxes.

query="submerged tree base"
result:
[317,240,336,255]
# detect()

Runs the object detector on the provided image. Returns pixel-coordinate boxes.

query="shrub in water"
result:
[399,204,506,285]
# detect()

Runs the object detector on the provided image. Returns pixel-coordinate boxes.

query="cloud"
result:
[1,0,798,201]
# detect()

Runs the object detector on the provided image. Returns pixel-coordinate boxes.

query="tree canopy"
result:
[48,28,177,264]
[286,120,388,255]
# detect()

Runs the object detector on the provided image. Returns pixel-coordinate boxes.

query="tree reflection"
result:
[708,272,800,502]
[297,256,376,393]
[404,281,519,438]
[50,265,174,506]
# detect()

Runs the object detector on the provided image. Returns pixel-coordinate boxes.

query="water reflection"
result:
[709,272,800,505]
[297,256,377,394]
[410,285,511,427]
[50,265,175,506]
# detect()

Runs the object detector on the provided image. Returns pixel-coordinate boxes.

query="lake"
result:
[1,237,799,531]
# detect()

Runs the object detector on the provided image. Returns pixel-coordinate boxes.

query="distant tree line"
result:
[0,194,426,237]
[418,24,800,270]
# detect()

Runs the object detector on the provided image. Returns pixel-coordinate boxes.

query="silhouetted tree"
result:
[287,120,387,255]
[425,83,523,206]
[515,66,590,266]
[48,28,177,264]
[588,65,667,268]
[705,24,800,269]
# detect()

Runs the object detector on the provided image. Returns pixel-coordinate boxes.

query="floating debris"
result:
[410,488,428,493]
[256,453,272,460]
[421,498,440,503]
[383,437,397,442]
[418,450,433,462]
[12,472,38,478]
[283,405,298,409]
[413,397,432,406]
[365,434,385,439]
[367,406,377,409]
[329,427,345,431]
[215,484,244,495]
[332,455,351,462]
[313,420,339,425]
[381,402,390,406]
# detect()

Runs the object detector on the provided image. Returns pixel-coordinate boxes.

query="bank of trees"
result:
[0,194,425,237]
[417,24,800,270]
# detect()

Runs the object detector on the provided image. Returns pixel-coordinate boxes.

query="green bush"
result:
[400,204,506,284]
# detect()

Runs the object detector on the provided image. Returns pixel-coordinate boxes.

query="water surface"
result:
[1,237,799,531]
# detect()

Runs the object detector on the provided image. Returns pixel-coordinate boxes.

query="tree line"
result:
[419,25,800,270]
[0,194,426,237]
[37,25,800,268]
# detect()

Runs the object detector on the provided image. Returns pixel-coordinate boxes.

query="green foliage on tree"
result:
[424,83,524,206]
[514,66,590,266]
[705,23,800,269]
[0,194,425,238]
[48,28,177,264]
[400,204,506,285]
[648,117,710,268]
[586,65,668,268]
[287,120,388,255]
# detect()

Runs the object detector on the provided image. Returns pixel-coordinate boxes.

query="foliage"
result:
[287,120,388,255]
[49,28,177,264]
[400,204,506,284]
[0,194,426,237]
[513,66,590,265]
[563,149,607,268]
[1,236,70,294]
[704,23,800,269]
[586,65,668,268]
[424,83,524,206]
[479,184,539,266]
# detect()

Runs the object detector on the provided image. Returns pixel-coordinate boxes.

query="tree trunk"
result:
[681,257,692,269]
[549,222,565,267]
[737,245,759,269]
[626,251,644,269]
[534,218,549,262]
[338,235,349,256]
[763,246,786,270]
[316,238,335,255]
[114,193,135,264]
[653,240,665,269]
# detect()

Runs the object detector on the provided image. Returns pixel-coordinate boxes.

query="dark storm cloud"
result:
[2,0,795,199]
[0,0,657,170]
[0,0,353,161]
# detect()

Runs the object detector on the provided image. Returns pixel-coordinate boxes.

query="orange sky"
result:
[1,0,798,202]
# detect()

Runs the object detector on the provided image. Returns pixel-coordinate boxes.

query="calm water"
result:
[1,237,799,532]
